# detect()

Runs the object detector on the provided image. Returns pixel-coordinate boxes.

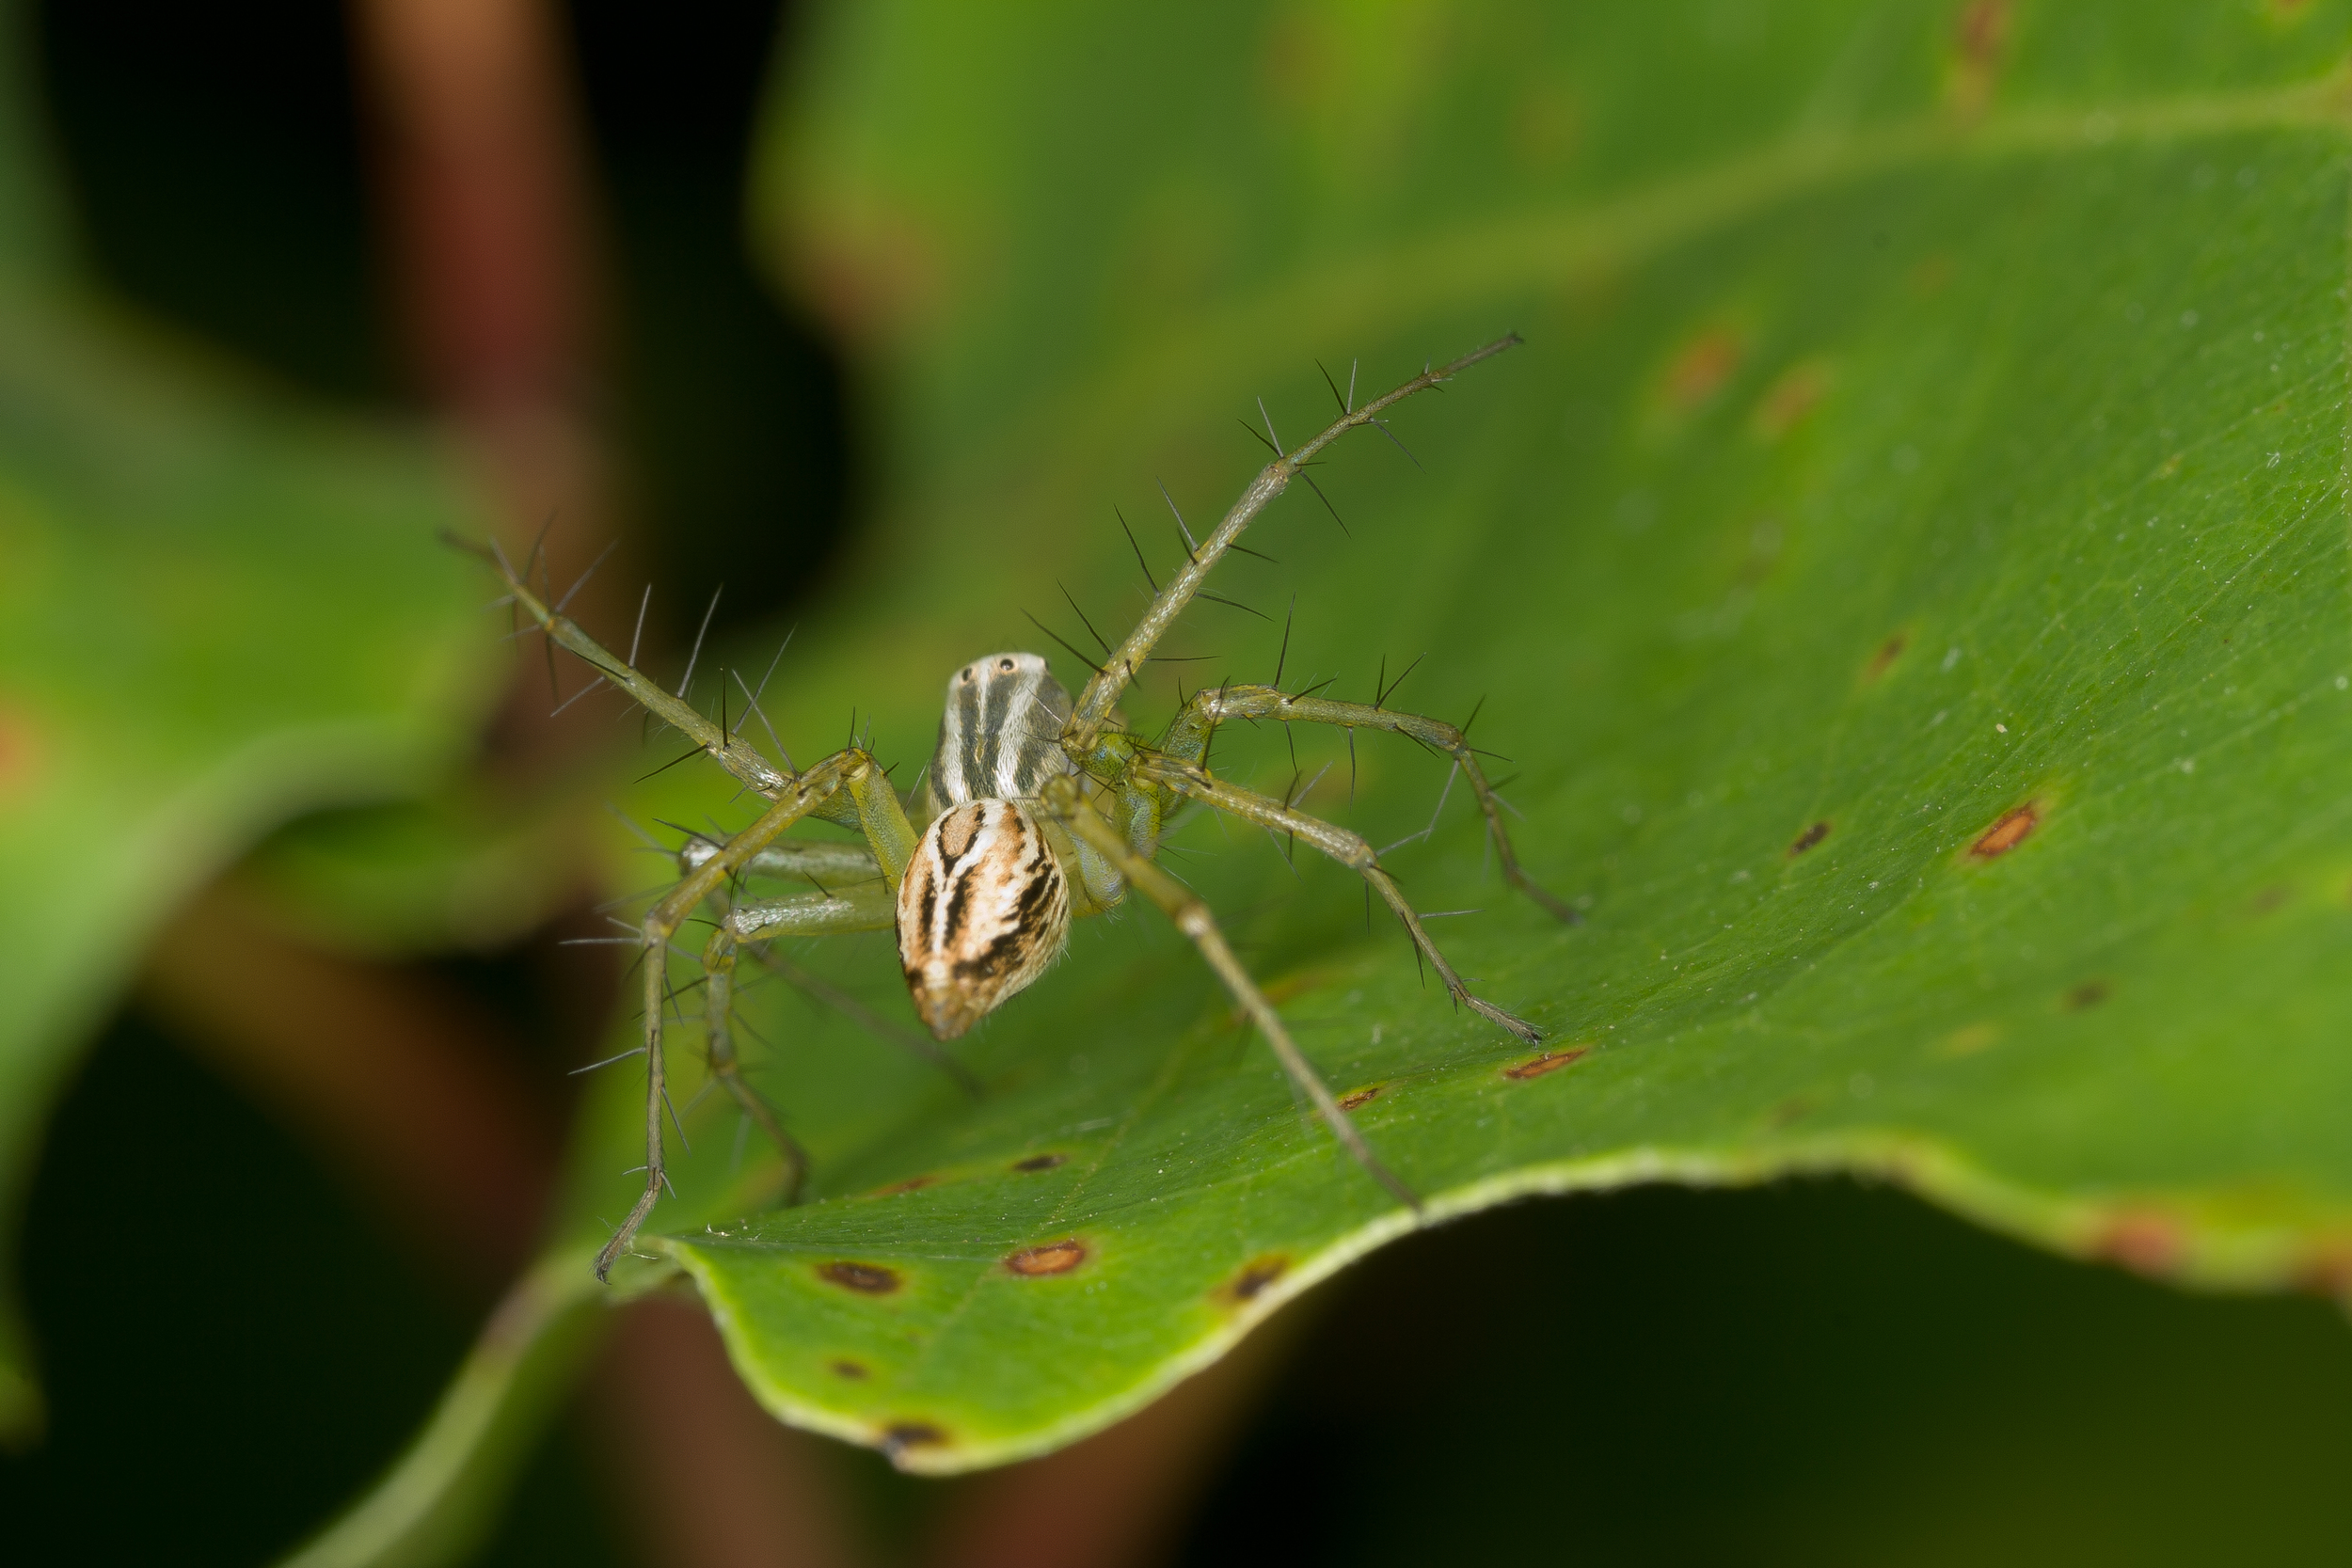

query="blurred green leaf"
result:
[237,791,594,960]
[0,4,500,1442]
[531,0,2352,1476]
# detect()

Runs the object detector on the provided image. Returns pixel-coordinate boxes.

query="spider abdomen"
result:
[897,798,1072,1040]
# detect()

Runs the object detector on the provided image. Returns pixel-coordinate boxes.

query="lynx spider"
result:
[485,334,1572,1280]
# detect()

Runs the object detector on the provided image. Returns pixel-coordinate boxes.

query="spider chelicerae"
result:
[483,334,1572,1280]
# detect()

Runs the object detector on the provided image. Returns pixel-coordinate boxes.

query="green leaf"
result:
[543,0,2352,1476]
[0,5,500,1442]
[235,791,601,960]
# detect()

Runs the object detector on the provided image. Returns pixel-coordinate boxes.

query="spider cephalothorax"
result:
[895,652,1110,1038]
[485,334,1572,1280]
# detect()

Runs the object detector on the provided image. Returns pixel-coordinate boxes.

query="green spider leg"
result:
[689,846,986,1185]
[1130,746,1543,1042]
[1033,335,1540,1211]
[679,837,882,884]
[1153,679,1577,1004]
[1036,773,1420,1210]
[1161,683,1573,923]
[609,748,914,1279]
[695,879,898,1215]
[1063,334,1523,753]
[478,549,925,1280]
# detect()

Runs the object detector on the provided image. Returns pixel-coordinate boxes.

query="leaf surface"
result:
[543,0,2352,1472]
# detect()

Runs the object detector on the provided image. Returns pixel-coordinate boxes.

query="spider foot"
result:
[1518,879,1582,926]
[1465,993,1543,1044]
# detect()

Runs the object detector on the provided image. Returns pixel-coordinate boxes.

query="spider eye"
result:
[998,657,1016,672]
[961,668,974,683]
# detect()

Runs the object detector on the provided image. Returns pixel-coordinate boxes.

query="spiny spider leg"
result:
[697,908,810,1211]
[1162,683,1577,926]
[465,338,1542,1271]
[1065,333,1521,748]
[464,537,794,797]
[462,537,931,1278]
[1128,751,1540,1043]
[603,749,912,1279]
[1036,774,1421,1212]
[694,880,902,1214]
[677,835,881,884]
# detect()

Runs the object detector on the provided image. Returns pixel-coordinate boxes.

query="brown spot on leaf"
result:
[1788,820,1831,856]
[1751,358,1833,439]
[818,1261,900,1295]
[1908,254,1954,296]
[1946,0,2011,116]
[1006,1240,1088,1276]
[830,1359,868,1380]
[0,702,43,802]
[2155,452,2184,479]
[2293,1244,2352,1299]
[873,1174,939,1196]
[1259,969,1330,1008]
[2096,1212,2181,1276]
[1011,1152,1067,1173]
[1864,633,1908,683]
[1968,803,2040,860]
[1933,1022,2002,1058]
[882,1422,947,1458]
[1218,1255,1291,1306]
[1336,1084,1385,1111]
[1502,1047,1588,1080]
[1510,84,1581,170]
[1767,1096,1816,1127]
[1259,13,1328,112]
[1662,328,1743,412]
[2063,979,2110,1011]
[2249,884,2290,914]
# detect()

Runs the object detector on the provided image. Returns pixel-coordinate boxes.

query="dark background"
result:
[7,4,2350,1564]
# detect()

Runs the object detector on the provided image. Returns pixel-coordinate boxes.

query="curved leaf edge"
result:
[673,1132,2352,1475]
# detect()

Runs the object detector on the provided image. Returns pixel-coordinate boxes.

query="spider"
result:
[484,334,1572,1280]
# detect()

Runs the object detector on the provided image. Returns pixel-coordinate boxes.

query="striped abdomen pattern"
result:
[896,799,1071,1039]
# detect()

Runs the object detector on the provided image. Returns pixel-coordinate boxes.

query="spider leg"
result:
[1161,683,1576,926]
[1038,776,1421,1212]
[599,748,907,1282]
[678,836,881,885]
[1130,747,1544,1043]
[465,540,795,797]
[1065,335,1521,749]
[698,880,900,1212]
[461,544,923,1281]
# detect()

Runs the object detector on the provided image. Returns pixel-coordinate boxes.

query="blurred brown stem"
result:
[350,0,624,774]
